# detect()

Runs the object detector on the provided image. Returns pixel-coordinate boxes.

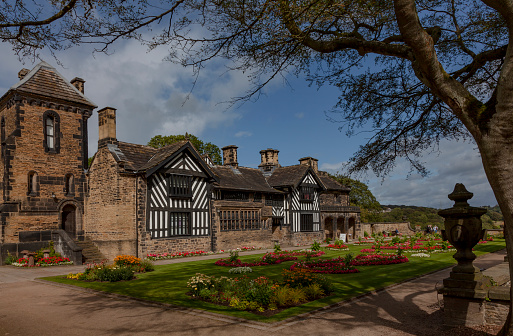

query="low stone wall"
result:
[139,236,210,258]
[215,228,273,251]
[360,222,414,236]
[290,231,324,247]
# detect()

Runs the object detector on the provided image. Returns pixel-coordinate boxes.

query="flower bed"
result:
[215,252,298,267]
[290,259,359,274]
[187,269,334,313]
[352,254,409,266]
[12,256,73,267]
[146,250,213,261]
[327,243,349,250]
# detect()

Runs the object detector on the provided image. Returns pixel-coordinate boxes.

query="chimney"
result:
[299,157,318,173]
[71,77,85,94]
[98,107,117,147]
[222,145,238,167]
[258,148,280,174]
[18,68,30,80]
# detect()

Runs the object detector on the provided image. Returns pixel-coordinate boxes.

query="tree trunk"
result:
[476,133,513,335]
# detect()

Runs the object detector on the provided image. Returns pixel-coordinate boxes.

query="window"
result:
[221,191,249,201]
[169,212,191,236]
[219,209,260,231]
[65,174,74,195]
[28,171,38,195]
[300,214,314,232]
[169,174,192,198]
[300,186,314,202]
[253,193,262,203]
[43,111,60,153]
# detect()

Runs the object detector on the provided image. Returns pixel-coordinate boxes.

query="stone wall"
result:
[319,193,350,207]
[360,222,414,236]
[290,231,324,247]
[211,199,274,251]
[85,147,137,260]
[0,95,89,243]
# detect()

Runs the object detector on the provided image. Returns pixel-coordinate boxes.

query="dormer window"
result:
[43,111,60,153]
[169,174,192,198]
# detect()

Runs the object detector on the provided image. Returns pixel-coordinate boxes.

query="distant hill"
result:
[379,205,502,230]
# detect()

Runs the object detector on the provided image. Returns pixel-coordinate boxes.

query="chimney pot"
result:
[98,107,117,147]
[18,69,30,80]
[222,145,239,167]
[71,77,85,94]
[299,157,318,173]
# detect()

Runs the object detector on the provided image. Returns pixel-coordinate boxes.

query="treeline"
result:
[379,205,503,230]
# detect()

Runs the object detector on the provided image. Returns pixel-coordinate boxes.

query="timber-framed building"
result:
[0,62,360,263]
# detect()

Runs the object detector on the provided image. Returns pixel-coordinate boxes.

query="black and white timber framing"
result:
[290,171,323,232]
[146,144,218,239]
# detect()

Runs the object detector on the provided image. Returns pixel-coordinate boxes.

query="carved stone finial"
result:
[448,183,473,208]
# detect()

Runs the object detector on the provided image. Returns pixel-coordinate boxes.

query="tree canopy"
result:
[147,134,222,165]
[331,174,382,223]
[4,0,513,333]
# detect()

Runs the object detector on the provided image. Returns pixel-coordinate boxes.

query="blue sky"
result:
[0,39,497,208]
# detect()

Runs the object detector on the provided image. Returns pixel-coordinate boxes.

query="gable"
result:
[301,172,319,187]
[164,151,202,173]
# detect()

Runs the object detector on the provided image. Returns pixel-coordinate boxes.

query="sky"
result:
[0,39,497,209]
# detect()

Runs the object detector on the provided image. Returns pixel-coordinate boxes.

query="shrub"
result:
[138,259,155,272]
[95,266,134,282]
[303,283,325,300]
[281,268,333,293]
[310,241,321,251]
[274,243,281,253]
[364,231,369,237]
[4,252,16,265]
[229,266,253,274]
[272,286,307,307]
[229,250,240,263]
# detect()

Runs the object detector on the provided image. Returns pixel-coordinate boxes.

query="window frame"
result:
[42,110,60,153]
[168,212,191,236]
[299,186,314,203]
[219,209,261,231]
[27,171,38,196]
[300,214,314,232]
[168,174,192,199]
[65,174,74,196]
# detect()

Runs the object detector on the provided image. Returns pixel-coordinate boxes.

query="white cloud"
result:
[235,131,252,137]
[367,140,495,208]
[320,161,345,173]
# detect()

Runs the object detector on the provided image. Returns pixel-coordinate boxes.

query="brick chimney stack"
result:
[71,77,85,94]
[222,145,239,167]
[299,157,318,173]
[18,69,30,80]
[258,148,280,174]
[98,107,117,147]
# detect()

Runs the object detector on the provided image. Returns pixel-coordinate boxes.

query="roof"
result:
[138,141,187,172]
[318,174,351,192]
[211,165,282,193]
[6,61,96,108]
[109,142,157,171]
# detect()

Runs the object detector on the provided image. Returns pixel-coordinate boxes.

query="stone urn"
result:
[438,183,487,274]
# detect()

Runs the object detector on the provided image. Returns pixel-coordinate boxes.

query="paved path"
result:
[0,249,507,336]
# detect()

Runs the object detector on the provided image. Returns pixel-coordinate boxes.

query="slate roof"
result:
[6,61,96,107]
[267,165,311,188]
[318,174,351,192]
[110,142,157,171]
[211,166,281,193]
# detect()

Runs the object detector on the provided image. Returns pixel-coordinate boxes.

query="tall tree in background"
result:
[332,175,382,223]
[148,134,222,165]
[4,1,513,333]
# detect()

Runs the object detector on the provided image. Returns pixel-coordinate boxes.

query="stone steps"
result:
[75,240,106,264]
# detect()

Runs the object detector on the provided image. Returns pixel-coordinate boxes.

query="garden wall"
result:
[360,222,414,236]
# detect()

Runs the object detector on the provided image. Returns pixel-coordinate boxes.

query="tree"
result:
[331,175,382,223]
[148,134,222,165]
[4,0,513,333]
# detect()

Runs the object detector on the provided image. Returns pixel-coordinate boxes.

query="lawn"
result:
[42,239,506,323]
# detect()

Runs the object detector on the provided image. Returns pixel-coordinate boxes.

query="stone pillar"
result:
[437,183,489,328]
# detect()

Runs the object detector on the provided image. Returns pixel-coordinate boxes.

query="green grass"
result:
[42,239,506,323]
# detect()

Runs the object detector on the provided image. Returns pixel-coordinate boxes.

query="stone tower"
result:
[0,61,96,248]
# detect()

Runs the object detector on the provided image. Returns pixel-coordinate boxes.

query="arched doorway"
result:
[325,217,334,240]
[348,217,356,239]
[336,217,346,239]
[61,204,76,238]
